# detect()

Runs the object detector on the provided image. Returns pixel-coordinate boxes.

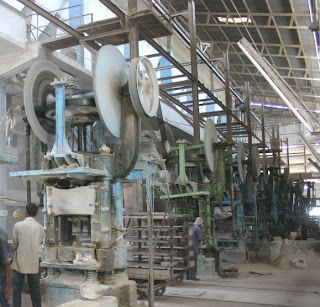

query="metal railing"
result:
[26,4,94,70]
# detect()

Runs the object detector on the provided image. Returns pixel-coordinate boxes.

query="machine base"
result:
[41,271,137,307]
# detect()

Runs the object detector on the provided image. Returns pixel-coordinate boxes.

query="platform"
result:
[10,167,108,181]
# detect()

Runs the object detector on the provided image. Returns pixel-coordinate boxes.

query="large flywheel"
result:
[93,45,129,139]
[24,60,62,145]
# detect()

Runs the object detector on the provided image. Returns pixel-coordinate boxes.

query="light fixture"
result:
[218,16,252,24]
[237,37,320,132]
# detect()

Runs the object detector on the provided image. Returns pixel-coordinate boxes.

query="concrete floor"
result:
[151,263,320,307]
[19,262,320,306]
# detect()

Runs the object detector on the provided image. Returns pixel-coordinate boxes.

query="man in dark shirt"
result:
[188,217,205,281]
[0,226,9,307]
[0,234,11,304]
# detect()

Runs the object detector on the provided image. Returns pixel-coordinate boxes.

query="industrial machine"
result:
[153,119,221,251]
[10,45,159,306]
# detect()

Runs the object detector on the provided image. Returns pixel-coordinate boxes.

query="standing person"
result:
[0,233,11,305]
[11,203,44,307]
[0,226,10,307]
[188,217,206,281]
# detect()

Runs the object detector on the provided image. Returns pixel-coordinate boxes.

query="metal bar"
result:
[146,175,154,307]
[195,12,310,17]
[246,82,253,172]
[286,138,290,168]
[261,101,267,167]
[299,132,320,167]
[213,40,314,49]
[304,145,307,172]
[159,80,191,89]
[237,37,320,132]
[188,0,200,144]
[160,98,198,128]
[25,119,31,204]
[79,28,129,42]
[113,180,127,268]
[129,1,154,303]
[54,83,66,153]
[224,52,236,238]
[17,0,83,39]
[196,23,309,30]
[160,90,193,116]
[178,142,187,183]
[129,0,139,59]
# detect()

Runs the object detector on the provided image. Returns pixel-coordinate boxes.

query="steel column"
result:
[188,0,200,144]
[25,119,31,204]
[224,52,236,238]
[286,138,290,168]
[99,179,112,248]
[178,142,187,183]
[129,0,139,59]
[113,180,127,268]
[53,82,67,154]
[245,82,253,174]
[146,174,154,306]
[0,83,5,155]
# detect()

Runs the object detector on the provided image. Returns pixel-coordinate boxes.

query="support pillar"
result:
[224,52,236,238]
[113,180,127,269]
[0,82,5,155]
[24,118,31,204]
[188,0,200,144]
[129,0,139,59]
[245,82,258,243]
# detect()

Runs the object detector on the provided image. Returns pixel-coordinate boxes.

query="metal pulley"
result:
[129,56,160,118]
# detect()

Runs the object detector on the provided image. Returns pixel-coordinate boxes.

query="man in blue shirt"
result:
[188,217,205,281]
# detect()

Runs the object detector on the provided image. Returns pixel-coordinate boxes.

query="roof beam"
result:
[196,23,309,30]
[211,41,314,49]
[238,37,320,132]
[195,12,310,17]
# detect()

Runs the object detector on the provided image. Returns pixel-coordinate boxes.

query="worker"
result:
[11,203,44,307]
[0,231,11,305]
[187,217,206,281]
[0,226,10,307]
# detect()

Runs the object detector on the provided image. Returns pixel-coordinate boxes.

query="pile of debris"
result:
[271,240,320,269]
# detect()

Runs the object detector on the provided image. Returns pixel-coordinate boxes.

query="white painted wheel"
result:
[129,56,159,117]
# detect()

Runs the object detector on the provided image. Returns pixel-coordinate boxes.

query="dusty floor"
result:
[17,262,320,306]
[151,263,320,307]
